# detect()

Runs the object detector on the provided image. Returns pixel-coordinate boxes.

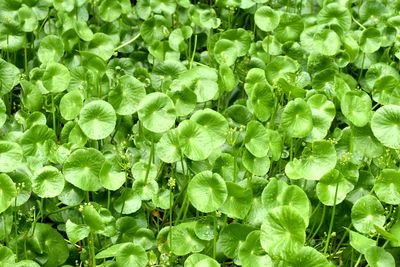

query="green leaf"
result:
[261,178,310,225]
[285,140,337,180]
[60,90,83,120]
[280,98,313,138]
[372,75,400,105]
[349,230,376,254]
[0,59,20,96]
[138,92,176,133]
[214,39,238,66]
[260,206,306,258]
[78,100,117,140]
[244,120,269,158]
[341,90,372,127]
[360,28,381,54]
[184,253,220,267]
[0,141,23,172]
[365,246,395,267]
[374,169,400,205]
[218,223,254,258]
[316,169,354,206]
[177,120,213,161]
[87,33,115,61]
[66,219,90,244]
[220,182,252,219]
[318,3,351,30]
[99,160,126,191]
[306,94,336,141]
[313,29,341,56]
[249,83,275,122]
[351,195,385,234]
[99,0,122,22]
[31,223,69,267]
[109,75,146,115]
[168,222,206,256]
[238,230,272,267]
[82,204,105,231]
[33,166,65,198]
[242,149,270,176]
[371,105,400,149]
[0,174,16,213]
[285,246,335,267]
[389,220,400,247]
[42,63,71,93]
[254,6,280,32]
[38,35,64,64]
[63,148,105,191]
[190,108,229,149]
[18,6,38,32]
[155,129,181,163]
[187,171,227,213]
[113,188,142,214]
[116,243,148,267]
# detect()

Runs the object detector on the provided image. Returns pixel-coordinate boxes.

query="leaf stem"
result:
[213,215,217,259]
[189,34,197,69]
[113,33,141,51]
[51,94,57,140]
[309,204,326,241]
[324,182,339,257]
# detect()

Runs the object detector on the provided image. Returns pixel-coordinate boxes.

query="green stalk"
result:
[14,198,19,261]
[213,215,217,259]
[324,183,339,256]
[89,232,96,267]
[107,190,111,210]
[189,34,197,69]
[308,205,326,241]
[51,94,57,140]
[114,33,141,51]
[24,35,29,77]
[143,142,154,184]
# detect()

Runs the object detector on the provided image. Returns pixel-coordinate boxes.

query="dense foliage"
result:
[1,0,400,266]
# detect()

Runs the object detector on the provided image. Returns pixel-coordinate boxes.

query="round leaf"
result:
[306,94,336,141]
[63,148,105,191]
[244,120,269,158]
[371,105,400,149]
[0,141,23,172]
[108,75,146,115]
[254,6,280,32]
[60,90,83,120]
[178,120,213,161]
[351,195,385,234]
[138,92,176,133]
[360,28,381,54]
[99,0,122,22]
[365,246,395,267]
[341,91,372,127]
[0,174,17,213]
[33,166,65,198]
[374,169,400,205]
[38,35,64,64]
[42,63,71,93]
[190,108,228,149]
[78,100,117,140]
[238,230,272,267]
[116,243,148,267]
[316,169,354,206]
[260,206,306,258]
[187,171,227,213]
[184,254,220,267]
[280,98,313,138]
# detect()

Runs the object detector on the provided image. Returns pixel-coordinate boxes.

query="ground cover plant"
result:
[1,0,400,266]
